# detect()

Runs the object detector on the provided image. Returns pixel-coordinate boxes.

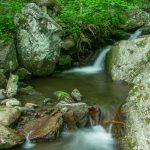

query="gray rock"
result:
[18,85,41,96]
[107,34,150,149]
[56,101,89,127]
[25,103,38,109]
[0,124,24,149]
[0,89,6,100]
[107,35,150,83]
[122,83,150,150]
[6,74,18,98]
[0,106,21,127]
[71,88,82,102]
[15,3,62,76]
[62,38,75,50]
[43,98,52,105]
[53,91,74,103]
[0,40,18,74]
[1,98,21,107]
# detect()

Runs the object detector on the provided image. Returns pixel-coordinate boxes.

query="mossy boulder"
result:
[107,35,150,83]
[15,3,62,76]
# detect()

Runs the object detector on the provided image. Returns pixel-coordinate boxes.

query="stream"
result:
[14,29,142,150]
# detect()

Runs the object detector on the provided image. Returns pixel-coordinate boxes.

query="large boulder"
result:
[21,112,63,141]
[107,35,150,83]
[0,106,21,127]
[0,124,24,149]
[0,40,18,74]
[121,83,150,150]
[14,3,62,76]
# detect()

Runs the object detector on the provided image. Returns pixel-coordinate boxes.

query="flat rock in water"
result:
[21,112,63,141]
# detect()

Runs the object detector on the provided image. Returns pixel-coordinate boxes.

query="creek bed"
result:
[14,71,130,150]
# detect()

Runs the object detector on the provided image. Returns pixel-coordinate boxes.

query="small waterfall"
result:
[23,131,35,149]
[64,28,142,75]
[64,46,112,74]
[129,28,143,40]
[66,125,115,150]
[108,123,113,133]
[93,45,112,69]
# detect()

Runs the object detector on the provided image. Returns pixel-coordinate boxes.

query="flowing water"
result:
[63,46,112,74]
[14,29,142,150]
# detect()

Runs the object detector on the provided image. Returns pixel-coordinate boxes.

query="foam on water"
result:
[129,28,143,40]
[64,46,112,74]
[66,125,115,150]
[64,28,142,75]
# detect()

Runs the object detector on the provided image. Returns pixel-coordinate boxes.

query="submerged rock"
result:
[15,68,31,80]
[0,106,21,127]
[107,35,150,83]
[15,3,62,76]
[6,74,18,98]
[21,112,63,141]
[18,85,41,96]
[0,124,24,149]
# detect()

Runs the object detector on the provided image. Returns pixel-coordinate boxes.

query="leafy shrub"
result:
[59,55,72,66]
[0,0,23,40]
[59,0,133,36]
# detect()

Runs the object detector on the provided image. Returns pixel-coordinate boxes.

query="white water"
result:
[66,125,115,150]
[64,28,142,75]
[108,123,113,133]
[129,28,143,40]
[23,132,35,149]
[64,46,112,74]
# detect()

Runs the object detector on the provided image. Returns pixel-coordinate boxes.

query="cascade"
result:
[23,132,35,149]
[64,28,142,75]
